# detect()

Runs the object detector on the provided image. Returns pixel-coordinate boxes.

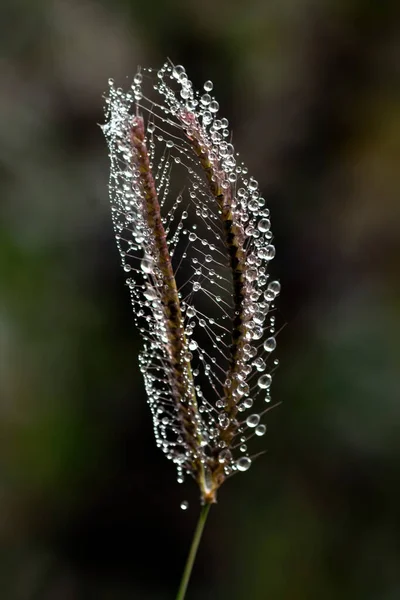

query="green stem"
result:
[175,504,211,600]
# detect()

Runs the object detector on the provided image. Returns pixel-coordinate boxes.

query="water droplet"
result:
[123,264,131,272]
[246,414,260,428]
[237,382,250,396]
[173,65,186,79]
[255,424,267,436]
[144,287,157,301]
[267,280,280,296]
[248,177,258,192]
[204,80,213,92]
[236,457,252,472]
[209,100,219,113]
[263,337,276,352]
[200,93,211,106]
[252,326,264,340]
[258,218,271,232]
[218,414,230,430]
[188,340,198,351]
[218,449,232,464]
[253,357,266,372]
[246,268,258,282]
[258,374,272,389]
[141,256,154,274]
[243,398,253,409]
[180,500,189,510]
[265,245,275,260]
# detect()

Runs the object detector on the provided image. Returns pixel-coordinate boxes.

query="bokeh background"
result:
[1,0,400,598]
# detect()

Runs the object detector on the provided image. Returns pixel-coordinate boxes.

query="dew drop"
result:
[265,245,275,260]
[258,374,272,389]
[236,457,252,472]
[144,287,157,301]
[141,256,154,274]
[263,337,276,352]
[204,80,213,92]
[258,218,271,232]
[267,280,281,296]
[246,268,258,282]
[246,414,260,428]
[209,100,219,113]
[243,397,253,409]
[255,424,267,436]
[186,306,196,318]
[180,500,189,510]
[218,414,230,430]
[218,449,232,464]
[248,177,258,192]
[173,65,186,79]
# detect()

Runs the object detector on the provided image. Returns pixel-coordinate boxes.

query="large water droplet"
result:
[218,414,230,430]
[236,457,252,472]
[218,449,232,464]
[186,306,196,318]
[144,287,157,301]
[209,100,219,113]
[258,218,271,232]
[246,414,260,428]
[173,65,186,79]
[267,280,280,296]
[258,374,272,389]
[255,424,267,436]
[263,337,276,352]
[141,256,154,274]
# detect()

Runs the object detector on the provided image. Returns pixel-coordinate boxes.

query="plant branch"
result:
[176,504,211,600]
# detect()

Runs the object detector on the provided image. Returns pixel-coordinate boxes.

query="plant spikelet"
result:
[102,62,281,504]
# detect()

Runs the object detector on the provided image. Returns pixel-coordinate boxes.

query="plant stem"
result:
[175,504,211,600]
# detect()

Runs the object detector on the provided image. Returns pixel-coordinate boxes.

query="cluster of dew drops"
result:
[103,63,281,511]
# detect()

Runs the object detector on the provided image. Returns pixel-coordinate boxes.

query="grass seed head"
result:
[102,62,280,504]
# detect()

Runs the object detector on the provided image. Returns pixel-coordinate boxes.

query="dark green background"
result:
[1,0,399,598]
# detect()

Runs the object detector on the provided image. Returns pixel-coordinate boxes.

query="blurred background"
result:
[1,0,400,598]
